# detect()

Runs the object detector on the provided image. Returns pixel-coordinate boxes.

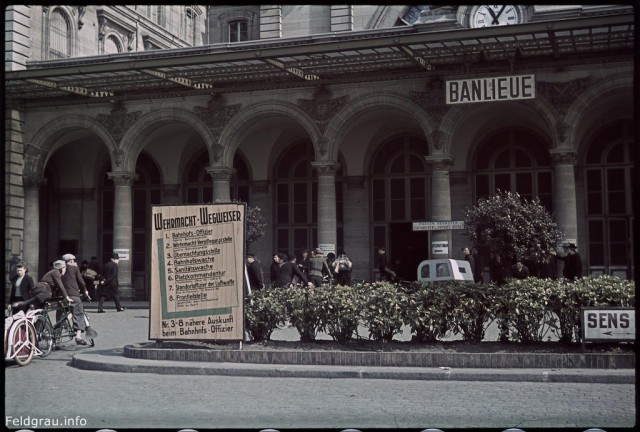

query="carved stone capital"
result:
[23,176,47,189]
[424,155,454,171]
[430,129,445,151]
[250,180,270,194]
[107,171,137,186]
[555,121,570,143]
[311,161,341,176]
[345,176,366,189]
[206,167,236,181]
[550,149,577,165]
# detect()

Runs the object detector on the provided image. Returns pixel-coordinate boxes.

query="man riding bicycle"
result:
[60,253,91,345]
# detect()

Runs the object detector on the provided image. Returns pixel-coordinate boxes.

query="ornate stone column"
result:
[425,156,454,258]
[550,150,578,243]
[107,171,137,300]
[206,167,235,203]
[23,176,45,279]
[312,161,340,252]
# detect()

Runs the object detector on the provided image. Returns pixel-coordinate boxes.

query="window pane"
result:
[515,173,532,196]
[50,10,69,58]
[494,173,510,192]
[390,156,405,174]
[475,174,489,200]
[588,220,604,266]
[537,172,552,194]
[607,192,626,214]
[514,149,531,167]
[494,150,510,169]
[277,229,289,253]
[607,143,624,163]
[187,187,198,203]
[408,155,424,173]
[390,179,405,220]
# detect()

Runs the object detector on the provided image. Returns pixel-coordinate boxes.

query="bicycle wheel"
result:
[54,318,73,348]
[11,320,35,366]
[34,314,54,357]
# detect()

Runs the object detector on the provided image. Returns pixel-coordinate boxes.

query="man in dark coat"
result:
[269,252,284,287]
[9,261,35,303]
[554,243,582,281]
[30,260,70,308]
[61,253,91,344]
[276,254,310,288]
[246,253,265,292]
[97,253,125,312]
[489,254,508,286]
[510,259,530,280]
[377,247,396,281]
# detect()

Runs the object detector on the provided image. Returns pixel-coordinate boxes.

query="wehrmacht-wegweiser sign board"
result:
[581,307,635,341]
[149,203,246,341]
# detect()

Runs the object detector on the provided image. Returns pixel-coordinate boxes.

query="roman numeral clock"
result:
[469,5,523,28]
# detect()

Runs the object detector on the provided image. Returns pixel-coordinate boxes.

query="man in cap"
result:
[61,253,91,345]
[308,248,332,287]
[97,253,125,312]
[245,253,265,292]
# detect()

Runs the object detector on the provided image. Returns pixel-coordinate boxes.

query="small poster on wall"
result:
[149,203,246,342]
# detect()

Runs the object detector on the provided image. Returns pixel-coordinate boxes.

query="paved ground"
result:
[4,302,635,429]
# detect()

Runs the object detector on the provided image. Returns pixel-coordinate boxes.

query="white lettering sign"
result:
[113,249,130,260]
[413,221,465,231]
[432,241,449,255]
[446,74,535,105]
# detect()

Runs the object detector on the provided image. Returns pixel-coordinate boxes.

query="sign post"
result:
[149,203,246,342]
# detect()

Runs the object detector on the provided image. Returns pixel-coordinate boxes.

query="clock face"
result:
[472,5,520,28]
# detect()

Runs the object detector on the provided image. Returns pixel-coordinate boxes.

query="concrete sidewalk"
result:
[72,302,635,383]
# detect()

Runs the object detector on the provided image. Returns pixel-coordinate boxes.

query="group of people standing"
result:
[8,252,125,345]
[462,243,583,285]
[245,248,355,291]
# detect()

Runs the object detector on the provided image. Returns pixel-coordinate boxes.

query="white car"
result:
[416,259,473,282]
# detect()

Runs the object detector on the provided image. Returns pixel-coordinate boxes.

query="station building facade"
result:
[5,5,636,300]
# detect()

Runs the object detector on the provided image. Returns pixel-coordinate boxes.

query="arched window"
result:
[49,8,71,59]
[370,136,429,280]
[584,120,634,278]
[104,35,122,54]
[474,129,552,211]
[274,142,343,255]
[229,19,248,42]
[183,7,196,45]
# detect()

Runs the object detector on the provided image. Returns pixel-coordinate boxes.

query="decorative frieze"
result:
[297,87,349,133]
[537,77,592,118]
[96,102,142,144]
[410,81,449,128]
[206,167,236,181]
[424,155,454,171]
[193,94,241,139]
[23,176,47,189]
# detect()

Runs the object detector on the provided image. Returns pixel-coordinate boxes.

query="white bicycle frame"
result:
[4,309,42,360]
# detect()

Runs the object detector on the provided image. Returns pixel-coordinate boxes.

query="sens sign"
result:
[582,308,635,341]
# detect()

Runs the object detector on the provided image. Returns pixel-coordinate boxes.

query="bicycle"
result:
[4,303,38,366]
[33,297,97,357]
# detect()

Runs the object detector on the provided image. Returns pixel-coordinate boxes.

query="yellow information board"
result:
[149,203,245,341]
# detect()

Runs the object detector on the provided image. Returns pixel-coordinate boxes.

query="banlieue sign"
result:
[149,203,246,342]
[445,74,535,104]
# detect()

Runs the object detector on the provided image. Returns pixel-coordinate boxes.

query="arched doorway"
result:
[370,135,429,281]
[584,120,634,278]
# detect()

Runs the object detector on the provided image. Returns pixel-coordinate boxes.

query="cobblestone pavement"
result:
[4,305,636,430]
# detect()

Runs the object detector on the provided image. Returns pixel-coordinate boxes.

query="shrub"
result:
[285,284,324,342]
[316,284,362,343]
[244,287,287,342]
[361,282,408,342]
[447,281,495,342]
[498,278,555,343]
[403,281,454,342]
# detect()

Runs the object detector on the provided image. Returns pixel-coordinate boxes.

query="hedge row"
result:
[244,275,635,344]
